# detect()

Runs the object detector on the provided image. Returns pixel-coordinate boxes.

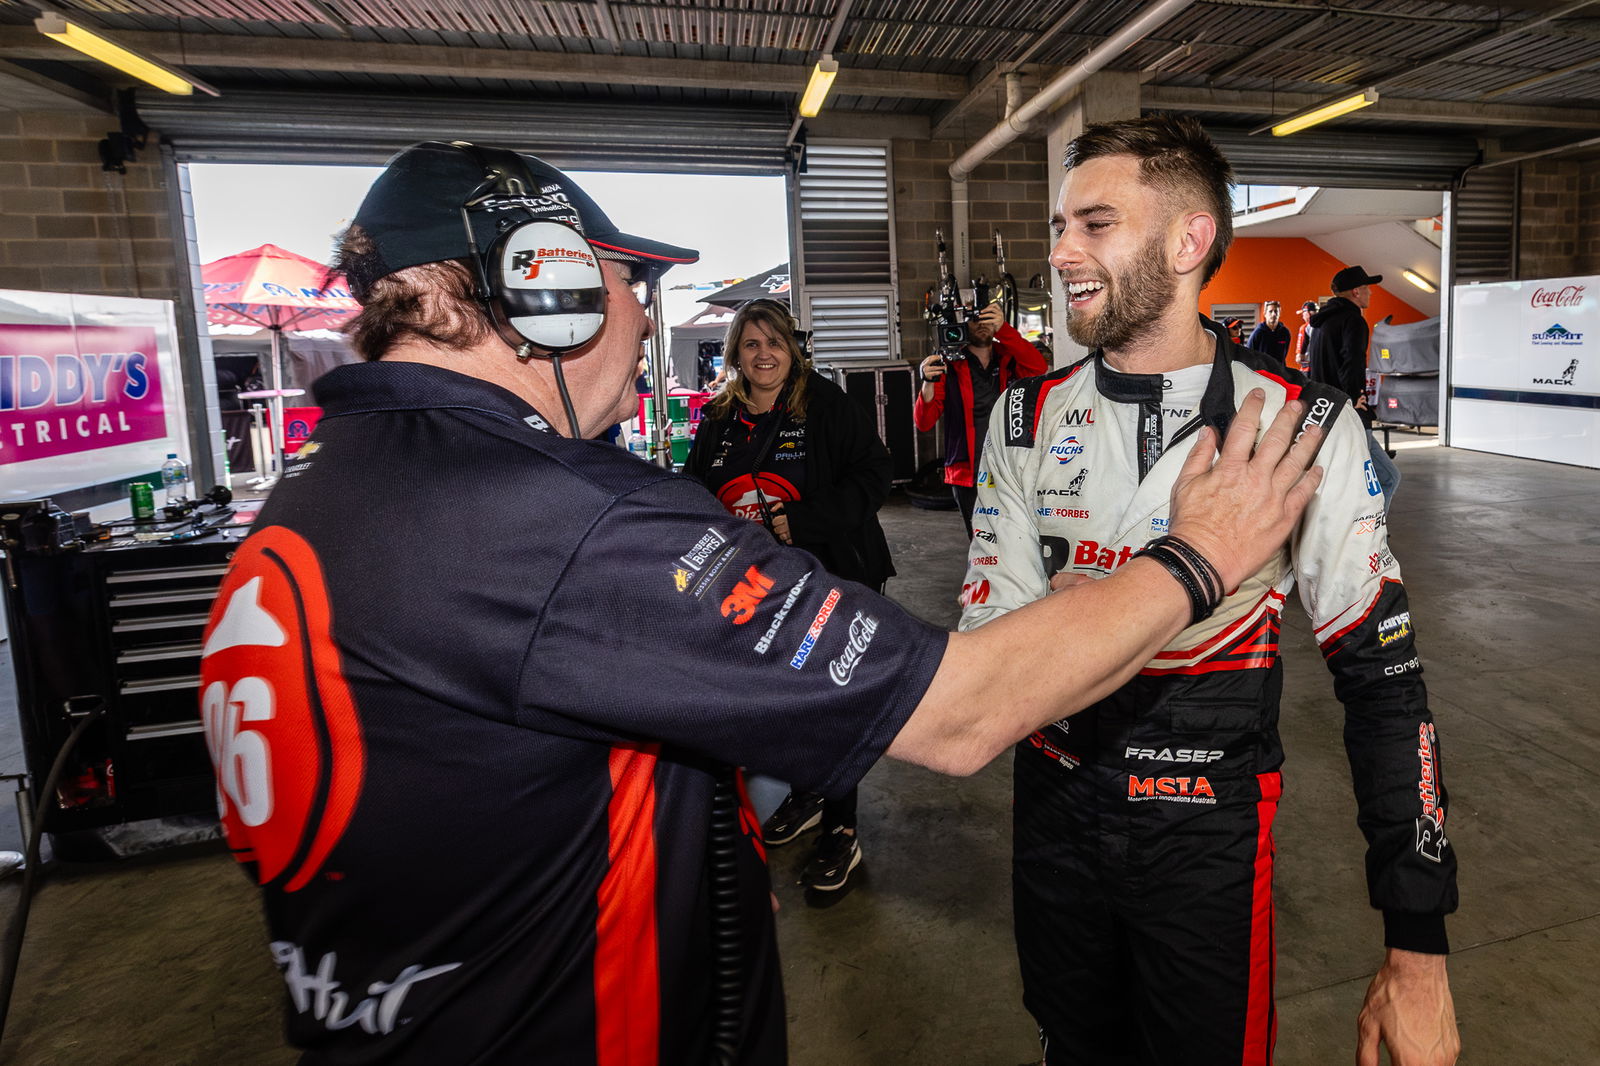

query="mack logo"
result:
[1060,407,1094,427]
[1531,323,1583,346]
[1127,775,1216,803]
[1007,387,1026,440]
[1048,434,1085,465]
[1036,469,1087,498]
[1125,746,1223,763]
[1532,358,1579,387]
[1415,722,1447,862]
[1530,284,1585,309]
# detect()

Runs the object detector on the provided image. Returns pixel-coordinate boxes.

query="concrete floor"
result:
[2,440,1599,1065]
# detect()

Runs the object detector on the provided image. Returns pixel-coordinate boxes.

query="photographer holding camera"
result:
[914,300,1048,533]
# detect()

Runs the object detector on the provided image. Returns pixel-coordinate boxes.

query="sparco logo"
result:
[1530,284,1585,309]
[1414,723,1447,862]
[828,612,880,686]
[1296,395,1336,444]
[1007,387,1025,439]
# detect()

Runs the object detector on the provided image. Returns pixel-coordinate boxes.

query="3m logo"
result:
[721,565,774,624]
[960,579,990,606]
[199,527,365,892]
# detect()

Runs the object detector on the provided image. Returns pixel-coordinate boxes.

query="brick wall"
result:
[892,136,1050,357]
[1517,159,1581,280]
[1578,163,1600,276]
[0,110,183,298]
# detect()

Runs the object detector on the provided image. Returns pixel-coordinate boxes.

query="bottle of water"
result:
[628,431,650,462]
[159,453,190,507]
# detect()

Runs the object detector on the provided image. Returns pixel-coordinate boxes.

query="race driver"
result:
[197,139,1322,1065]
[959,115,1459,1066]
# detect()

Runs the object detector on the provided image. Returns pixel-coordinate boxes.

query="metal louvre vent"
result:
[798,143,894,284]
[137,90,791,173]
[1452,168,1518,283]
[1204,127,1480,191]
[804,288,897,362]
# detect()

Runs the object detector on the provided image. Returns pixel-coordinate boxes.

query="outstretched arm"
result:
[891,389,1324,775]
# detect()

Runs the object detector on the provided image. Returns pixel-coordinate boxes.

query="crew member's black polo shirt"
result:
[199,361,947,1065]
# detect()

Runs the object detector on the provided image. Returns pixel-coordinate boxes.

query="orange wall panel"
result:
[1200,236,1426,326]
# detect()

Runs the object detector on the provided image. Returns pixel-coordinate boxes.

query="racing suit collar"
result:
[1090,318,1237,447]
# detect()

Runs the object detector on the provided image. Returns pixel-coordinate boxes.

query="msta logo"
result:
[1048,434,1085,465]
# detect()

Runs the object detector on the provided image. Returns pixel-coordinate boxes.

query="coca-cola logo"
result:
[1530,284,1585,309]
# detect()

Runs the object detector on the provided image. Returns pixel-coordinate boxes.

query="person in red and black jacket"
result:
[914,302,1048,533]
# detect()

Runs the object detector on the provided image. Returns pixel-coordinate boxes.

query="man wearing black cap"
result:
[195,140,1324,1065]
[1308,264,1383,422]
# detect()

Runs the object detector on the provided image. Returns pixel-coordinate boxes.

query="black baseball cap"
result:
[345,141,699,300]
[1332,265,1382,292]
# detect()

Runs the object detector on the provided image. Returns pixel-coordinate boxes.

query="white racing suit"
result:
[960,324,1457,1065]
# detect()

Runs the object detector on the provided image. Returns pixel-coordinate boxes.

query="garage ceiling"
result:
[3,0,1599,156]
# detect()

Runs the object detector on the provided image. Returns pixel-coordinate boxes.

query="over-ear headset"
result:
[448,141,609,358]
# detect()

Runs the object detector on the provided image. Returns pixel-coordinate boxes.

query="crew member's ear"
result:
[1173,211,1217,279]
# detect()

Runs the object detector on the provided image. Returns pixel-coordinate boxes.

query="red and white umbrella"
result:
[202,243,358,333]
[200,244,359,484]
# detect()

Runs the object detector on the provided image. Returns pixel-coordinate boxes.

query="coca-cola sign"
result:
[1530,284,1586,308]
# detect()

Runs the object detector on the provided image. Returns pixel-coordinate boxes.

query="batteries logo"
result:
[1415,722,1447,862]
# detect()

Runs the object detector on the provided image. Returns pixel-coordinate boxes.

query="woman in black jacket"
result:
[684,298,894,900]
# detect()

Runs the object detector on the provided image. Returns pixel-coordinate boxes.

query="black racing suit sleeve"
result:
[1293,407,1458,954]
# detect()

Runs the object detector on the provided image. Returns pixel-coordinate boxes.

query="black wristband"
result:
[1136,544,1212,626]
[1148,535,1225,608]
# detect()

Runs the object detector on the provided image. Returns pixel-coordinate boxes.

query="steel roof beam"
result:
[0,27,967,99]
[1145,83,1600,129]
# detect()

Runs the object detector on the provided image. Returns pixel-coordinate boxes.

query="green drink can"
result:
[129,481,155,520]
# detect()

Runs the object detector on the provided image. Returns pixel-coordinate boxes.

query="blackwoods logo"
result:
[1414,722,1447,862]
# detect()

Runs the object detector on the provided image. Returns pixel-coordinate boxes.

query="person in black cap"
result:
[1307,264,1383,421]
[196,139,1324,1065]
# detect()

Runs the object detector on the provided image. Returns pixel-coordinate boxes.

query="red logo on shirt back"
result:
[721,565,774,624]
[199,526,365,892]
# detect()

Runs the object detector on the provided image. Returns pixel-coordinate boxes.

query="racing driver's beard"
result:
[1063,232,1176,352]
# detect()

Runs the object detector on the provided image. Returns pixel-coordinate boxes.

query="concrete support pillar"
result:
[1042,72,1140,366]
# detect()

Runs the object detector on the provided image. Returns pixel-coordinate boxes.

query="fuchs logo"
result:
[1414,723,1447,861]
[1060,407,1094,427]
[1048,434,1085,465]
[1530,284,1585,309]
[1532,358,1580,386]
[1007,387,1026,439]
[1531,323,1583,346]
[1127,775,1217,804]
[828,612,880,686]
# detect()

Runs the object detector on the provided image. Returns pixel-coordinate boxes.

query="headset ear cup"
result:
[486,219,607,353]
